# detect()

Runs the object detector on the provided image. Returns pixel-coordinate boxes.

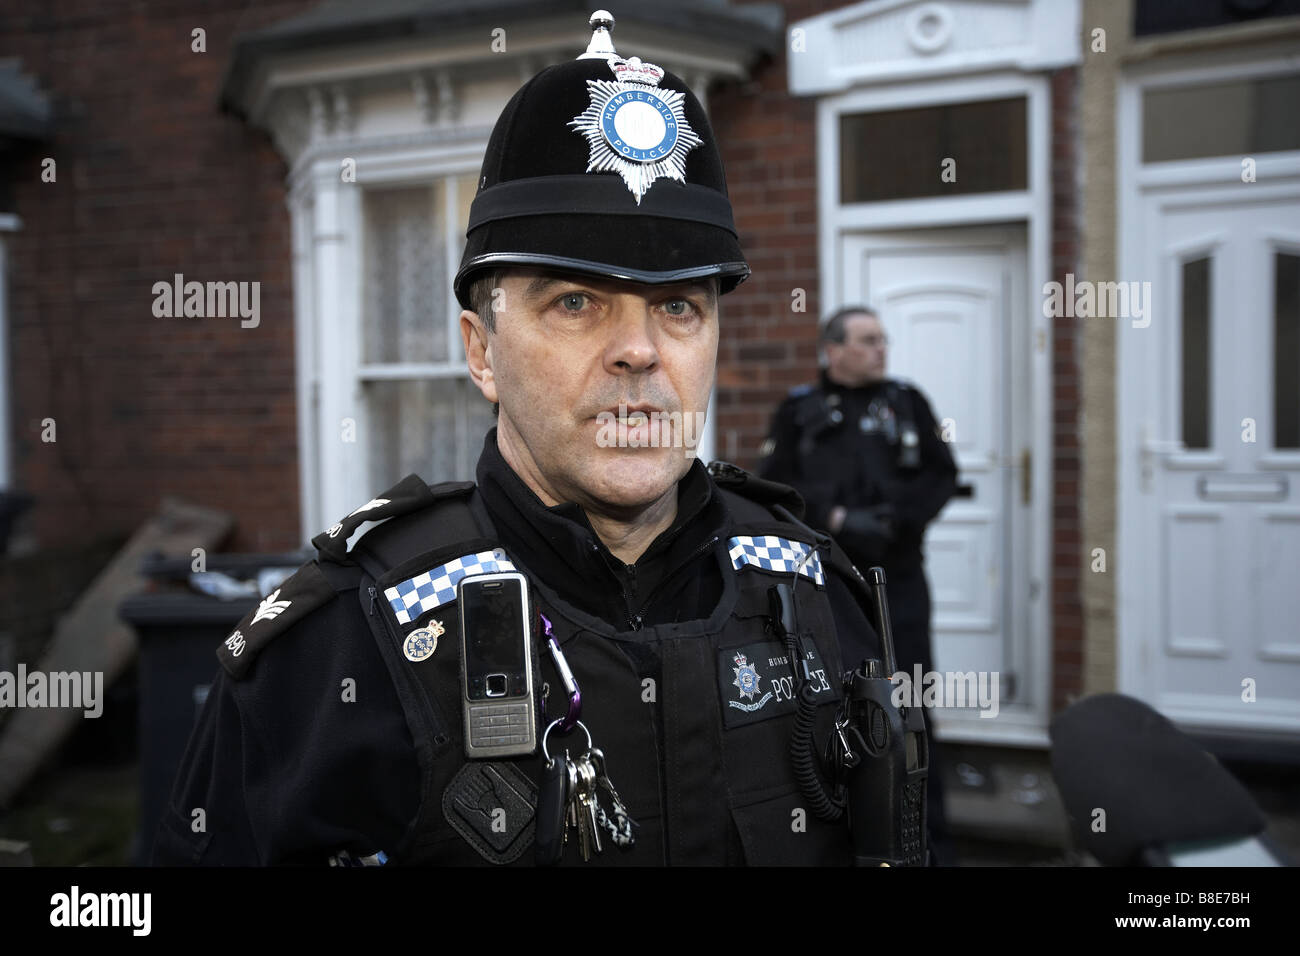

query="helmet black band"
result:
[467,176,739,236]
[457,252,750,295]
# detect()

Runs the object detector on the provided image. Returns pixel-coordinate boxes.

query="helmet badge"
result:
[569,54,702,204]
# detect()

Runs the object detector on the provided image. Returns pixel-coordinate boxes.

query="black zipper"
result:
[368,586,378,617]
[628,534,720,629]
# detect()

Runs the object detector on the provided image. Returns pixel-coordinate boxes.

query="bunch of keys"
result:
[535,719,637,865]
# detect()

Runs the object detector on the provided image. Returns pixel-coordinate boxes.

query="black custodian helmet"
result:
[453,10,750,309]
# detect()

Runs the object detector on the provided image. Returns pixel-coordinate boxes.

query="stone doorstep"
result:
[940,744,1073,849]
[0,838,33,866]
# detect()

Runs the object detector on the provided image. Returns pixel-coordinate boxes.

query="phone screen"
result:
[461,578,528,700]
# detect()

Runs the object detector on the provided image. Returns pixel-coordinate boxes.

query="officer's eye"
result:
[559,292,588,312]
[663,298,695,318]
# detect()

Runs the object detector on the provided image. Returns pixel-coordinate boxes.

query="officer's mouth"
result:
[592,404,669,449]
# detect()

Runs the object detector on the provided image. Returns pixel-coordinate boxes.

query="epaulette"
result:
[216,474,476,679]
[216,560,339,679]
[311,474,474,565]
[707,460,806,521]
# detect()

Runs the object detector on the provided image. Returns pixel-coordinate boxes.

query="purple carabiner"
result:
[541,613,581,732]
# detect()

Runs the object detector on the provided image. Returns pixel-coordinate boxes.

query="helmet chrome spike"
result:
[578,10,617,60]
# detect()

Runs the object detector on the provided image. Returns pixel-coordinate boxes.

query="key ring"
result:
[541,613,582,732]
[541,718,592,766]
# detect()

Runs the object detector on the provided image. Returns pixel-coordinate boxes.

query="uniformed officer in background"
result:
[154,14,916,867]
[760,305,958,861]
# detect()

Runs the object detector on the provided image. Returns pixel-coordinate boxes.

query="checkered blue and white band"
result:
[727,535,825,587]
[385,550,517,625]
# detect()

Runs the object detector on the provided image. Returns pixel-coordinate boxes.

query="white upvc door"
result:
[843,225,1040,739]
[1123,188,1300,734]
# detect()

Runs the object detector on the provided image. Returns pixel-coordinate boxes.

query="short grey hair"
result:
[820,305,879,345]
[468,269,506,332]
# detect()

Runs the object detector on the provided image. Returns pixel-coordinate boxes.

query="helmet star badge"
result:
[569,13,701,204]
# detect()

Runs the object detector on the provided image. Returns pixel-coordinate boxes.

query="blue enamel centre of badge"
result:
[599,89,678,162]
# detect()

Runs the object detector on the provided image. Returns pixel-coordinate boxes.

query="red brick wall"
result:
[2,1,315,552]
[1049,66,1084,712]
[711,1,825,467]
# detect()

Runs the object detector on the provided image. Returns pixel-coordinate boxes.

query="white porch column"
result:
[310,162,364,527]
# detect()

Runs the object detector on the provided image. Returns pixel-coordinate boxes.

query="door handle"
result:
[1021,447,1031,506]
[1139,424,1185,491]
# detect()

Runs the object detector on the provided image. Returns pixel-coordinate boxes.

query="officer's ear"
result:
[460,309,498,405]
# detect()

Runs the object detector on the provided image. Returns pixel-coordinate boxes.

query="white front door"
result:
[843,226,1034,735]
[1124,190,1300,734]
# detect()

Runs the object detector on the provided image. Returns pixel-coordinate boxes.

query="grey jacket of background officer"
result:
[154,14,889,867]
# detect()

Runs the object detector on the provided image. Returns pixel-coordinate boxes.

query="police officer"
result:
[154,14,902,867]
[759,305,958,860]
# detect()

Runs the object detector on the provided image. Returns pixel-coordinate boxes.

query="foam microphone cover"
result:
[1049,693,1265,865]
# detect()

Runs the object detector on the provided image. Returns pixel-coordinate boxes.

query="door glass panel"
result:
[1143,75,1300,162]
[1182,257,1211,449]
[840,97,1027,202]
[1276,252,1300,449]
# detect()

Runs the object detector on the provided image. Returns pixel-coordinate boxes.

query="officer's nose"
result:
[604,297,660,375]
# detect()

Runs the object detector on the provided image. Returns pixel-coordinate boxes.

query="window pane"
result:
[363,185,448,364]
[840,97,1027,203]
[1135,0,1300,38]
[1143,76,1300,163]
[366,378,497,488]
[1182,257,1211,450]
[456,172,477,262]
[1276,252,1300,449]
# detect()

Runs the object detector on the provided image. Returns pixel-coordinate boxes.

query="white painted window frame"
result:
[288,137,489,544]
[817,70,1054,747]
[1116,48,1300,703]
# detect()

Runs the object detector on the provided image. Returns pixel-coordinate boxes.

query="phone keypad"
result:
[471,702,532,747]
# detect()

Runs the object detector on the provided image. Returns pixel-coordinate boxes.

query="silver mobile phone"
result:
[457,571,538,758]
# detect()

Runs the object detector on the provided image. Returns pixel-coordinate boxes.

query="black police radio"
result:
[765,505,929,867]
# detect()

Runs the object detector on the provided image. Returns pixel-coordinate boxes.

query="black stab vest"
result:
[349,485,852,866]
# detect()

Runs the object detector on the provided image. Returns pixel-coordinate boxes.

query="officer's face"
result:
[828,313,887,386]
[461,269,719,516]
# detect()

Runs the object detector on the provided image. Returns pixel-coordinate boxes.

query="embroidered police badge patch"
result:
[730,652,772,713]
[569,56,701,203]
[717,640,836,730]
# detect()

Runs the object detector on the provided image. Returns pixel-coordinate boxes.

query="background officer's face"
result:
[827,312,888,386]
[461,268,719,516]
